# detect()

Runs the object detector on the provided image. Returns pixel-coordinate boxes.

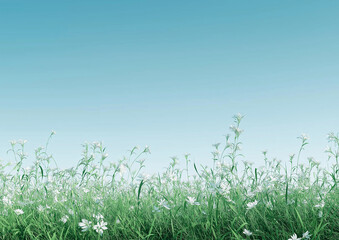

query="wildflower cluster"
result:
[0,120,337,239]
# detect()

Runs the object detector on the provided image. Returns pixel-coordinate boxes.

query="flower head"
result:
[246,200,258,210]
[60,215,69,223]
[158,199,171,210]
[14,209,24,215]
[302,231,311,240]
[186,196,200,205]
[79,219,92,232]
[318,210,323,218]
[3,196,12,206]
[288,233,301,240]
[93,220,108,236]
[243,229,252,236]
[93,213,104,221]
[37,205,44,212]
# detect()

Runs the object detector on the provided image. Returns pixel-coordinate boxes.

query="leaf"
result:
[194,163,201,178]
[137,179,144,206]
[39,165,44,178]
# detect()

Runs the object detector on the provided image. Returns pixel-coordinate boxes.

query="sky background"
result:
[1,1,338,173]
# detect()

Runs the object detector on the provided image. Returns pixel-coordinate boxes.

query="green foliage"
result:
[0,115,338,239]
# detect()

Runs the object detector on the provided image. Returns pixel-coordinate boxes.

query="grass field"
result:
[0,114,338,239]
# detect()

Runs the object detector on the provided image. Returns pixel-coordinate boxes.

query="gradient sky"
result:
[1,1,338,173]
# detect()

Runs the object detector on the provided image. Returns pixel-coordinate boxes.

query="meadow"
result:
[0,114,338,240]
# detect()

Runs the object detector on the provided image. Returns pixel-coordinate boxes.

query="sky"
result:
[1,1,338,174]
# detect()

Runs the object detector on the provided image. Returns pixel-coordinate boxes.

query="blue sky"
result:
[1,1,338,173]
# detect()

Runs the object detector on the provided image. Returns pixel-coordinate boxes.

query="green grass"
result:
[0,114,338,239]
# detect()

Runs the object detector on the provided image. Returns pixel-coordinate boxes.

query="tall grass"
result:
[0,114,338,240]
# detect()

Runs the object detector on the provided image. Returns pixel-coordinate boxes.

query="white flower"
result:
[186,196,200,205]
[139,173,151,181]
[14,209,24,215]
[318,210,323,218]
[47,175,54,183]
[152,206,161,213]
[3,196,12,206]
[314,201,324,208]
[60,215,69,223]
[243,229,252,236]
[79,219,92,232]
[37,205,44,212]
[246,200,258,210]
[265,201,273,210]
[119,164,126,175]
[2,209,8,216]
[93,213,104,221]
[302,231,311,240]
[116,219,120,224]
[288,233,301,240]
[68,209,74,215]
[158,199,171,210]
[144,145,151,153]
[94,197,103,205]
[299,133,309,141]
[93,220,108,236]
[18,139,28,145]
[168,172,177,182]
